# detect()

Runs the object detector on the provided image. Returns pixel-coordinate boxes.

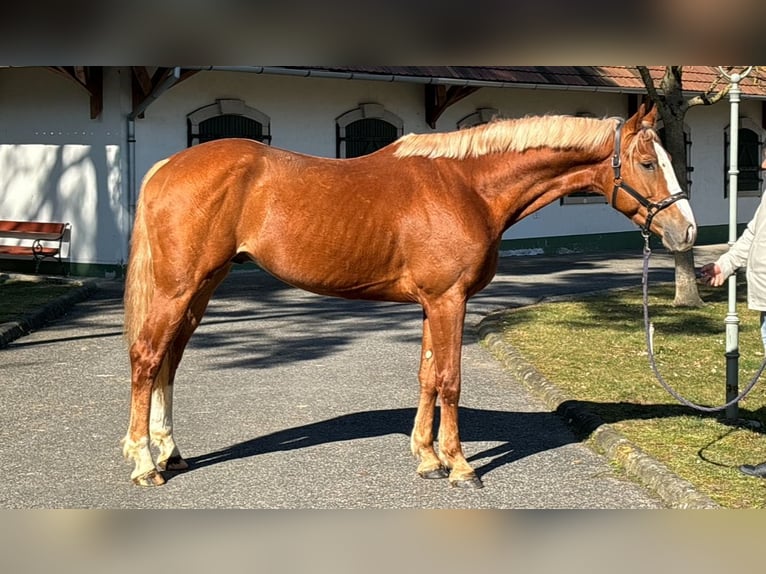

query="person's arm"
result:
[716,220,756,279]
[701,202,762,286]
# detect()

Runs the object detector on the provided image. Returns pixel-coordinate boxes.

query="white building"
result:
[1,66,764,276]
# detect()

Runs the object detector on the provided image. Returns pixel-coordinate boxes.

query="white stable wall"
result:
[136,73,637,246]
[0,67,130,266]
[0,67,762,268]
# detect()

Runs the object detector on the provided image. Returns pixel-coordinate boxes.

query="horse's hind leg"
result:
[123,294,193,486]
[411,311,448,479]
[150,267,229,473]
[150,356,186,472]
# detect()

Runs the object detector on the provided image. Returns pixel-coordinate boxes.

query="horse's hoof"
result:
[418,466,449,480]
[131,469,165,487]
[450,475,484,489]
[157,456,189,472]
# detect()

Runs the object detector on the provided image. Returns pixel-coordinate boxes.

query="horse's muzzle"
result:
[662,221,697,253]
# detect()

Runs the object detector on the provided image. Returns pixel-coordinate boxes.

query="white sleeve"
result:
[716,203,762,278]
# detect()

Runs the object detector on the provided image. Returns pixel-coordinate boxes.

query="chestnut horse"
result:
[122,103,696,488]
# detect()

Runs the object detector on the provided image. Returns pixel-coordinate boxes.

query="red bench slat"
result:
[0,220,66,236]
[0,220,70,273]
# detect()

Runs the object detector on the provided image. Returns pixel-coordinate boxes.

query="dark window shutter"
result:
[739,128,761,192]
[197,114,267,144]
[725,126,762,195]
[343,118,398,158]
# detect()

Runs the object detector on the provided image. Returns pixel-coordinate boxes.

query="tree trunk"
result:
[664,126,704,307]
[653,71,705,307]
[673,250,704,306]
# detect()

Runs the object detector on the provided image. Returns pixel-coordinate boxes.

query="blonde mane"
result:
[393,115,618,160]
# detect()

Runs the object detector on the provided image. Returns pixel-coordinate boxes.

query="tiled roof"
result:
[288,66,766,98]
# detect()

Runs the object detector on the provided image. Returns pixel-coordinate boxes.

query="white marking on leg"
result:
[122,435,155,480]
[149,378,171,444]
[149,374,181,467]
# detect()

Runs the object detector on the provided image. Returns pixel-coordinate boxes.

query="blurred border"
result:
[0,1,763,64]
[1,2,763,571]
[1,510,762,573]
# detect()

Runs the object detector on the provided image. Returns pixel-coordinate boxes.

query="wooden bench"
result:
[0,220,70,274]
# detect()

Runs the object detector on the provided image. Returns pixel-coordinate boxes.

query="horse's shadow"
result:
[178,401,707,482]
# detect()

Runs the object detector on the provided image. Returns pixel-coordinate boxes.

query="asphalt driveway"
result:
[0,246,724,508]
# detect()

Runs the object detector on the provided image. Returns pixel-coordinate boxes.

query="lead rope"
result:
[642,234,766,412]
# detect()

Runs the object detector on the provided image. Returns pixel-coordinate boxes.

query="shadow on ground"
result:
[176,400,712,483]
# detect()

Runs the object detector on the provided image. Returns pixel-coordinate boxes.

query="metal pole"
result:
[719,66,753,421]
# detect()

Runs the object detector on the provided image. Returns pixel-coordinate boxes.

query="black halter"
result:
[610,118,688,237]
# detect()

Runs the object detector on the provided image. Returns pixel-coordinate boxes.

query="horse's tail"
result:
[124,159,168,347]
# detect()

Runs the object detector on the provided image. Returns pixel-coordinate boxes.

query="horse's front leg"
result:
[428,296,483,489]
[410,311,449,479]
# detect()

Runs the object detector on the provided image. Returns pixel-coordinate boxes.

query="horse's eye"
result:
[641,161,655,171]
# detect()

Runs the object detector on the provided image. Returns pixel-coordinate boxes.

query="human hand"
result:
[700,262,725,287]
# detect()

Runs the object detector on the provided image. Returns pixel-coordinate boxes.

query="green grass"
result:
[0,276,81,324]
[497,278,766,508]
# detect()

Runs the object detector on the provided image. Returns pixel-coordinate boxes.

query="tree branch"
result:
[687,68,731,107]
[688,85,730,107]
[636,66,662,103]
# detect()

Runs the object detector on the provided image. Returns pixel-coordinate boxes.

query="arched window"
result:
[457,107,499,129]
[336,103,403,158]
[725,117,763,197]
[187,99,271,147]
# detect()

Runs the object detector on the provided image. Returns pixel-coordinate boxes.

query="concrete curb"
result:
[477,310,721,510]
[0,276,101,349]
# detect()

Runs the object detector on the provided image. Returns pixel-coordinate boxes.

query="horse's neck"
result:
[472,149,609,234]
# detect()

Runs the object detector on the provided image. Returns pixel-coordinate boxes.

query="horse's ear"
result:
[640,101,659,129]
[625,101,658,133]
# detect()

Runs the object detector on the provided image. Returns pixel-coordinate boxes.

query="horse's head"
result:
[609,103,697,252]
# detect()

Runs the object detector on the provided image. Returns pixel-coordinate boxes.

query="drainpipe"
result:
[126,116,136,250]
[126,67,181,245]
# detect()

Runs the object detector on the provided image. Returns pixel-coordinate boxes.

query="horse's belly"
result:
[264,260,414,302]
[245,233,416,303]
